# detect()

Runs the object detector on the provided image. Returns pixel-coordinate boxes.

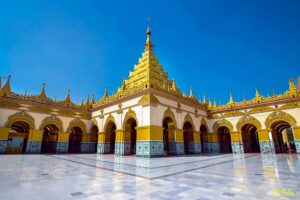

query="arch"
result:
[41,124,59,153]
[183,113,195,130]
[217,126,232,153]
[183,120,194,154]
[265,111,297,129]
[236,115,262,131]
[67,118,87,134]
[163,116,176,155]
[213,118,234,133]
[240,123,260,153]
[200,118,208,131]
[39,115,63,131]
[68,126,83,153]
[6,120,31,153]
[162,107,177,129]
[104,114,117,132]
[123,109,138,130]
[124,117,137,155]
[5,111,35,130]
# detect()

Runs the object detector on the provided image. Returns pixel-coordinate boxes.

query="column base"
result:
[115,142,131,155]
[0,140,7,153]
[187,142,201,154]
[56,142,68,153]
[168,142,184,155]
[97,142,114,154]
[231,142,244,154]
[295,141,300,154]
[259,141,275,154]
[26,141,41,153]
[80,142,97,153]
[136,141,164,157]
[202,142,220,153]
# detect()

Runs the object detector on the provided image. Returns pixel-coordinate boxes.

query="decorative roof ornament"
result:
[203,94,207,104]
[253,88,263,103]
[288,79,298,97]
[145,17,152,50]
[1,75,12,97]
[213,99,217,109]
[208,99,212,109]
[65,89,72,106]
[227,92,235,108]
[85,95,90,109]
[189,87,195,99]
[39,83,47,103]
[91,94,95,104]
[102,87,109,99]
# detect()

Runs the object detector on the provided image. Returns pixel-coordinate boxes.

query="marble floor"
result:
[0,153,299,200]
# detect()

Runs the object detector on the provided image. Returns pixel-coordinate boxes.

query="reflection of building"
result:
[0,24,300,156]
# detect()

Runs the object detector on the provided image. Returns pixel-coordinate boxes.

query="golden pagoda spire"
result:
[39,83,47,102]
[288,79,298,97]
[91,94,95,104]
[254,88,262,103]
[213,99,217,109]
[202,94,207,104]
[189,87,195,98]
[85,95,90,109]
[1,75,11,97]
[145,17,152,50]
[102,87,109,99]
[65,89,72,106]
[255,88,260,97]
[229,91,234,104]
[208,99,212,108]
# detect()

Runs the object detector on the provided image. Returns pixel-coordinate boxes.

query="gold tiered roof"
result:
[94,24,203,107]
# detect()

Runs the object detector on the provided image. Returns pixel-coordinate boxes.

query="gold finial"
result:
[189,87,195,98]
[85,95,90,109]
[1,75,12,97]
[213,99,217,108]
[255,88,260,97]
[65,89,71,106]
[145,17,152,49]
[103,87,109,99]
[203,94,207,104]
[288,79,298,97]
[229,91,234,104]
[91,94,95,104]
[39,82,47,102]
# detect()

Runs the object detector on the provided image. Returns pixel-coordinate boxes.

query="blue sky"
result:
[0,0,299,104]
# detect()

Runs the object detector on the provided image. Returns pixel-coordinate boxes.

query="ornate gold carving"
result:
[265,111,297,129]
[280,101,300,109]
[67,118,87,134]
[39,115,63,131]
[138,94,159,106]
[57,109,77,117]
[29,105,53,113]
[222,110,245,117]
[5,111,35,129]
[236,115,262,130]
[213,118,234,133]
[248,106,273,114]
[0,99,21,109]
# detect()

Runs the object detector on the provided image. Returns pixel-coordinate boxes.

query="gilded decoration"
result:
[104,114,116,131]
[123,109,138,129]
[29,105,53,113]
[5,111,35,129]
[222,110,245,117]
[236,115,262,130]
[162,107,177,128]
[265,111,297,129]
[57,109,77,117]
[280,101,300,109]
[0,99,21,109]
[213,118,234,133]
[138,94,159,106]
[39,115,63,131]
[183,113,195,130]
[67,118,87,134]
[248,106,274,114]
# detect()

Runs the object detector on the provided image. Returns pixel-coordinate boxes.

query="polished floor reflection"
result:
[0,154,299,199]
